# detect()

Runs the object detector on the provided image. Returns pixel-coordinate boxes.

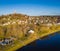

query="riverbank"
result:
[17,31,60,51]
[5,28,60,51]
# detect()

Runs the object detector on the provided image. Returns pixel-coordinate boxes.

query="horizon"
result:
[0,13,60,16]
[0,0,60,16]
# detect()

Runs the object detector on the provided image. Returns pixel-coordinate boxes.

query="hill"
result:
[0,13,60,51]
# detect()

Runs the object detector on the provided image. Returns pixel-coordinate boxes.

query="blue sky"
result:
[0,0,60,16]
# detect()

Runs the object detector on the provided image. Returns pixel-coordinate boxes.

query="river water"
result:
[17,31,60,51]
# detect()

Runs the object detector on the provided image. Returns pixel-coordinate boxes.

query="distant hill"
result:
[0,13,60,39]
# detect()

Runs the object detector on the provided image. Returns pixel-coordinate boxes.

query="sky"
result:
[0,0,60,16]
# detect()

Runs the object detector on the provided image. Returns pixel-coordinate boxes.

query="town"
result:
[0,13,60,51]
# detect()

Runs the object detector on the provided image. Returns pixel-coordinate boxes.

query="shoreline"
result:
[5,28,60,51]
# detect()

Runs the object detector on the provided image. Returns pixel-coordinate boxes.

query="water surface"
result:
[17,31,60,51]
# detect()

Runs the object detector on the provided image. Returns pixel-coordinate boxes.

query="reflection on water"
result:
[17,31,60,51]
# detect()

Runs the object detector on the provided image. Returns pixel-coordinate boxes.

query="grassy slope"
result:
[0,14,60,51]
[5,26,60,51]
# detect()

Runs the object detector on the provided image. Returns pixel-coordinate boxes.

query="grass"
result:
[5,26,60,51]
[0,25,60,51]
[5,34,37,51]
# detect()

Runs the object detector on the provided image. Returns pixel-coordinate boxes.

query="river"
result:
[17,31,60,51]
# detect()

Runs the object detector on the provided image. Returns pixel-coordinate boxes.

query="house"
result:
[56,23,60,25]
[3,22,9,26]
[12,21,16,24]
[46,23,52,26]
[28,30,34,34]
[40,20,43,23]
[18,20,22,24]
[0,38,14,46]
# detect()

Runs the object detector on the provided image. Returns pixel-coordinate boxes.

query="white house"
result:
[3,22,10,26]
[18,20,22,24]
[12,21,16,24]
[46,23,52,26]
[40,20,43,23]
[56,23,60,25]
[28,30,34,34]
